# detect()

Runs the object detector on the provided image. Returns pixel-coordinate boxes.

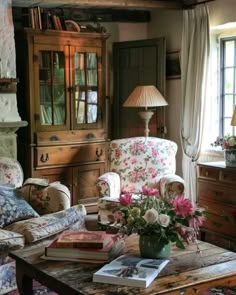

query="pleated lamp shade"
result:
[231,106,236,126]
[123,85,168,108]
[123,85,168,137]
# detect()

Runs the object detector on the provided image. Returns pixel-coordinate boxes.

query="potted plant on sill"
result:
[212,135,236,167]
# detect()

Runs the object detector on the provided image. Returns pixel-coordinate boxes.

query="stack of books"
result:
[43,230,125,263]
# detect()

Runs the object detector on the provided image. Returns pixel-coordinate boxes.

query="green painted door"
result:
[113,37,166,139]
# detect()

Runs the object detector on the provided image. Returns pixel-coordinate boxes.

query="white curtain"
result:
[180,5,210,204]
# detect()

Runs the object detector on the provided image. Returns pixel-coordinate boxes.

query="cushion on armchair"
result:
[96,137,185,226]
[18,178,71,215]
[0,229,24,253]
[108,137,178,194]
[0,185,39,228]
[158,174,185,200]
[4,205,87,243]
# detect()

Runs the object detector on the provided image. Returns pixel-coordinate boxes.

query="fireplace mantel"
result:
[0,120,28,158]
[0,120,27,132]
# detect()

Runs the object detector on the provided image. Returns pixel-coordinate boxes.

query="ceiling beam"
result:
[11,0,183,10]
[12,7,151,23]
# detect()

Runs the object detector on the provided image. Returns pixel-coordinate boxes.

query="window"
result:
[201,27,236,152]
[220,37,236,137]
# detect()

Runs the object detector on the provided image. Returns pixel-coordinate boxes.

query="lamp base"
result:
[138,111,154,137]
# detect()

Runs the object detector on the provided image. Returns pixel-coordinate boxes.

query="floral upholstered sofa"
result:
[96,137,185,224]
[0,157,87,294]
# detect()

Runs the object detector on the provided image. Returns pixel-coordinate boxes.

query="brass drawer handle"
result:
[96,148,103,161]
[213,190,223,196]
[86,133,95,139]
[50,136,59,141]
[40,153,49,163]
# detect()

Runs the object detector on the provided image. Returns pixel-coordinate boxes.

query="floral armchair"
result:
[96,137,185,224]
[0,157,87,294]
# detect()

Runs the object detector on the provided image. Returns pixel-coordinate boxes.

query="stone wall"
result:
[0,0,16,78]
[0,0,21,123]
[0,0,26,159]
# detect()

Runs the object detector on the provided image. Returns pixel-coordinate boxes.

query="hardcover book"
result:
[56,230,110,249]
[41,254,108,264]
[93,254,169,288]
[45,234,124,261]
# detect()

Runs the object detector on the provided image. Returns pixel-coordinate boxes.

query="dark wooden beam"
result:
[55,8,150,23]
[11,0,183,10]
[13,7,151,23]
[182,0,216,9]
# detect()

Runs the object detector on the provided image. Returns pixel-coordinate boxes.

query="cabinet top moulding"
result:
[19,28,110,41]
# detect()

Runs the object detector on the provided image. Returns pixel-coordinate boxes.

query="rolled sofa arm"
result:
[17,178,71,215]
[96,172,121,199]
[159,174,185,200]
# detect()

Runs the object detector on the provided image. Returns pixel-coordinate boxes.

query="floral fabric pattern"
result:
[98,137,178,195]
[18,180,71,215]
[0,230,24,253]
[97,172,121,199]
[96,137,184,225]
[0,185,40,228]
[0,157,23,188]
[0,158,87,295]
[4,205,86,243]
[0,261,16,294]
[159,174,185,200]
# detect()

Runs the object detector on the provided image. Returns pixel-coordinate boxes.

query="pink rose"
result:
[189,215,206,230]
[142,186,159,197]
[119,193,133,206]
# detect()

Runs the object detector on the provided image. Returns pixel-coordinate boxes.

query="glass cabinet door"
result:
[35,46,69,131]
[73,49,101,129]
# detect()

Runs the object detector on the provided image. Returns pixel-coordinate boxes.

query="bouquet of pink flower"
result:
[116,187,207,249]
[212,135,236,150]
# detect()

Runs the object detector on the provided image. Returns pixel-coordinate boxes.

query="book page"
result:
[111,254,169,269]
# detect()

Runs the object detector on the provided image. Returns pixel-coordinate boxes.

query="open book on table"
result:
[93,254,169,288]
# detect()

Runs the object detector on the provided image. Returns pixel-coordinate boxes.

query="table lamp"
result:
[231,106,236,126]
[123,85,168,137]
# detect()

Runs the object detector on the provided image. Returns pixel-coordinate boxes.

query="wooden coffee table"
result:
[9,235,236,295]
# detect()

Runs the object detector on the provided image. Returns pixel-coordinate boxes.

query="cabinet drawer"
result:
[35,143,106,167]
[198,166,219,181]
[36,130,107,145]
[33,167,72,184]
[199,199,236,238]
[198,181,236,205]
[219,169,236,184]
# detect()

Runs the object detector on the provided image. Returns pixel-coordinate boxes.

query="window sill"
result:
[198,148,224,163]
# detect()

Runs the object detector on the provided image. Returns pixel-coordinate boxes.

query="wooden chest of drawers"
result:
[197,161,236,250]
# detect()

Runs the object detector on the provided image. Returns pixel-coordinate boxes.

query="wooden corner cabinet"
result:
[15,28,110,213]
[197,161,236,251]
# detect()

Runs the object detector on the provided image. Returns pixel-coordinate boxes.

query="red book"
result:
[45,233,124,261]
[56,231,111,249]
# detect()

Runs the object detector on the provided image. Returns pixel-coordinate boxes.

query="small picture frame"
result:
[166,51,181,79]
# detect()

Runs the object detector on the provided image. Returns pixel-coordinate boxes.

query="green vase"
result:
[139,235,171,259]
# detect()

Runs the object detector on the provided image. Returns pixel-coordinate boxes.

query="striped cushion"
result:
[4,205,86,243]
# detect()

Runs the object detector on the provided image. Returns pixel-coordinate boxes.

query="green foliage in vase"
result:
[115,187,207,249]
